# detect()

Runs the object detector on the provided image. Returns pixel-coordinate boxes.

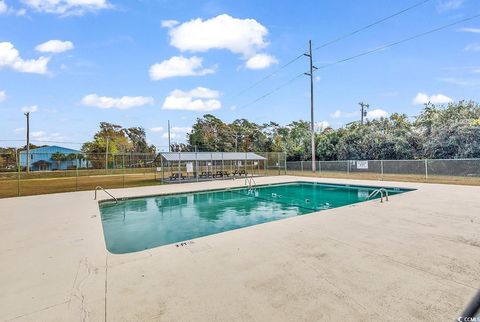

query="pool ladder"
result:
[368,188,389,203]
[94,186,118,204]
[245,177,257,189]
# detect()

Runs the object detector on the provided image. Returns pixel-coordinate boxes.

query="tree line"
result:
[2,101,479,169]
[183,100,480,161]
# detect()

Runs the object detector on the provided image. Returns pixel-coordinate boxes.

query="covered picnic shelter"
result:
[154,152,267,182]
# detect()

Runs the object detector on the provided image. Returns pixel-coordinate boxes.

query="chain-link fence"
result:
[0,151,286,198]
[3,151,478,198]
[286,159,480,185]
[0,152,158,198]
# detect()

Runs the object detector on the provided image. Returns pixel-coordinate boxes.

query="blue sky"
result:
[1,0,480,150]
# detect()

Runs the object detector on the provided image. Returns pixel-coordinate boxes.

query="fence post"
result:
[275,152,278,175]
[381,159,384,180]
[160,154,164,184]
[178,152,181,180]
[15,148,20,197]
[425,159,428,182]
[122,153,126,188]
[196,152,199,182]
[264,153,267,176]
[347,160,350,176]
[75,153,79,191]
[222,152,225,180]
[301,160,304,174]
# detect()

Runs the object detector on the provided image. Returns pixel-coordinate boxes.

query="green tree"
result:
[125,127,156,153]
[50,152,66,169]
[65,153,78,168]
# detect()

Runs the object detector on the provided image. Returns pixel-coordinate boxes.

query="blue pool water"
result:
[99,181,411,254]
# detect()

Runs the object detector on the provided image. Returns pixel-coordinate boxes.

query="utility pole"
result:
[24,112,30,173]
[304,40,318,172]
[235,133,238,152]
[359,102,369,125]
[167,120,171,152]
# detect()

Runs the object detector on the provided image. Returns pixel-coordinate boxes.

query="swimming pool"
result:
[99,182,411,254]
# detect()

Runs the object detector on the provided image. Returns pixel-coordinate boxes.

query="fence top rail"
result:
[286,158,480,163]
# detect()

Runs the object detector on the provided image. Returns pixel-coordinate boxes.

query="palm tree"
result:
[65,153,77,168]
[50,152,66,170]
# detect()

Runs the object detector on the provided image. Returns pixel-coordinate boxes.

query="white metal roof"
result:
[158,152,266,162]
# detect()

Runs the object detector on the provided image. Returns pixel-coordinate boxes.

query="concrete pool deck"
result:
[1,176,479,321]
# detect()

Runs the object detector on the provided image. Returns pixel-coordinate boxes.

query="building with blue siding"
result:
[19,146,88,171]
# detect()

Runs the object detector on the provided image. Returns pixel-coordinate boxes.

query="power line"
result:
[232,54,304,98]
[236,73,305,110]
[316,13,480,70]
[232,0,432,98]
[0,139,84,144]
[234,13,480,111]
[313,0,432,51]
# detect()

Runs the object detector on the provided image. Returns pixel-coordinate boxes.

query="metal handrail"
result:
[368,188,389,203]
[244,177,257,189]
[94,186,118,203]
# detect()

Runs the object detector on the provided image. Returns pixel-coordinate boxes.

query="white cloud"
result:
[0,90,6,102]
[14,127,24,132]
[0,1,7,14]
[331,110,342,119]
[413,92,453,105]
[150,127,164,132]
[16,8,26,16]
[315,121,330,132]
[245,53,278,69]
[21,0,112,16]
[161,19,179,28]
[458,27,480,34]
[35,40,74,53]
[31,131,46,138]
[439,77,480,86]
[366,109,389,119]
[21,105,38,113]
[162,126,192,139]
[162,87,221,112]
[437,0,464,12]
[465,43,480,52]
[330,109,358,119]
[167,14,269,57]
[30,131,65,141]
[0,42,49,74]
[149,56,215,81]
[81,94,154,110]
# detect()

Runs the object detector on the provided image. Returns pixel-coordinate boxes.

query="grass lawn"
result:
[285,170,480,186]
[1,168,479,198]
[0,170,160,198]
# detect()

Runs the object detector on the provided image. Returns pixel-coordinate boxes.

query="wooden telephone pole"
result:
[359,102,369,125]
[304,40,318,172]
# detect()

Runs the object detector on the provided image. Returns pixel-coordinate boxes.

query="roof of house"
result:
[20,145,80,154]
[157,152,267,162]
